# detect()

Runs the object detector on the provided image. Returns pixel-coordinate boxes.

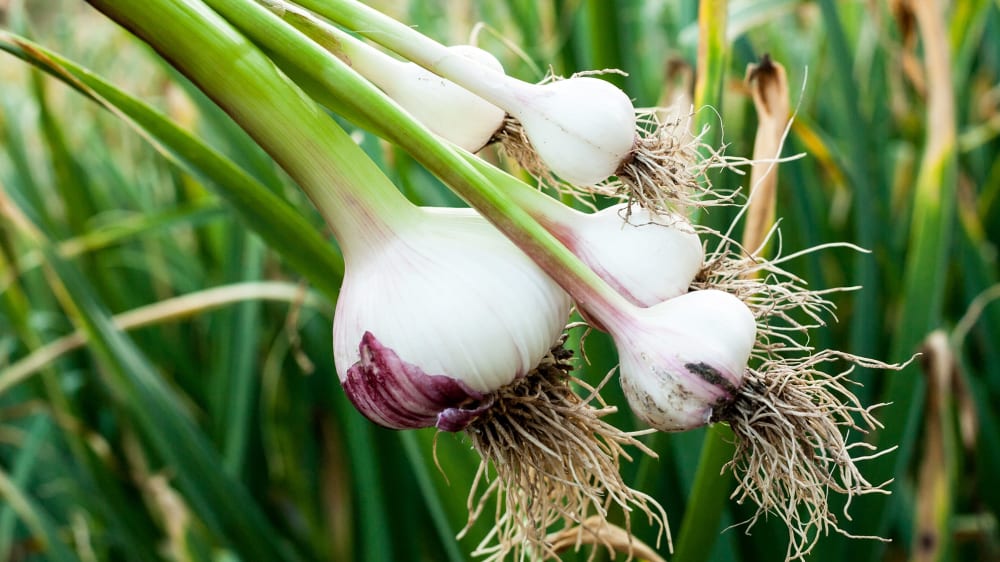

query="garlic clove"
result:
[333,207,572,429]
[508,77,636,186]
[615,289,756,432]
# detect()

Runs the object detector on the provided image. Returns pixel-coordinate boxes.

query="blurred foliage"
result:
[0,0,998,561]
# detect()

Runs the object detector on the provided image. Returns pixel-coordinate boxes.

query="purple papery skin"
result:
[342,331,488,431]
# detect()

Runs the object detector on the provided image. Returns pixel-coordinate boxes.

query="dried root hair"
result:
[547,516,666,562]
[606,104,804,218]
[492,114,567,198]
[493,87,777,216]
[459,338,668,562]
[608,108,735,216]
[695,228,909,561]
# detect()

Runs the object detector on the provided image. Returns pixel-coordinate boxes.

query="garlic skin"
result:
[373,45,506,153]
[615,289,756,432]
[507,77,637,186]
[555,204,704,307]
[333,207,571,430]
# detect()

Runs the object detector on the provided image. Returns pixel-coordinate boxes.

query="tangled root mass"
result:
[697,231,906,561]
[459,340,668,562]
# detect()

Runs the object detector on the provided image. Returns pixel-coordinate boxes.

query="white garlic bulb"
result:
[333,207,571,430]
[614,289,756,431]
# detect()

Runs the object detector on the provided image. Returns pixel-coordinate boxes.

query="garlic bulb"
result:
[403,51,637,186]
[554,203,703,306]
[614,289,756,431]
[365,45,506,153]
[333,206,571,430]
[501,76,637,186]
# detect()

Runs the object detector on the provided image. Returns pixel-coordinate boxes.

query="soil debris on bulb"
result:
[456,337,668,562]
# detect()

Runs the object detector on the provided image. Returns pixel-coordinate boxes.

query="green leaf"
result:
[0,33,345,303]
[0,463,80,562]
[36,237,307,561]
[0,416,54,558]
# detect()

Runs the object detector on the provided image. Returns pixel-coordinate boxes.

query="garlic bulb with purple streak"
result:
[613,289,756,431]
[333,206,571,431]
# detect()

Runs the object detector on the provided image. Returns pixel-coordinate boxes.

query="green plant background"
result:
[1,0,998,561]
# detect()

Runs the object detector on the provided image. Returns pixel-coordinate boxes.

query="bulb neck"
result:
[272,3,408,97]
[453,152,646,330]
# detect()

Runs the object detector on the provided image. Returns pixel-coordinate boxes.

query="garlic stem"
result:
[255,1,585,259]
[296,0,517,105]
[259,1,397,84]
[88,0,421,263]
[264,1,504,153]
[300,7,406,95]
